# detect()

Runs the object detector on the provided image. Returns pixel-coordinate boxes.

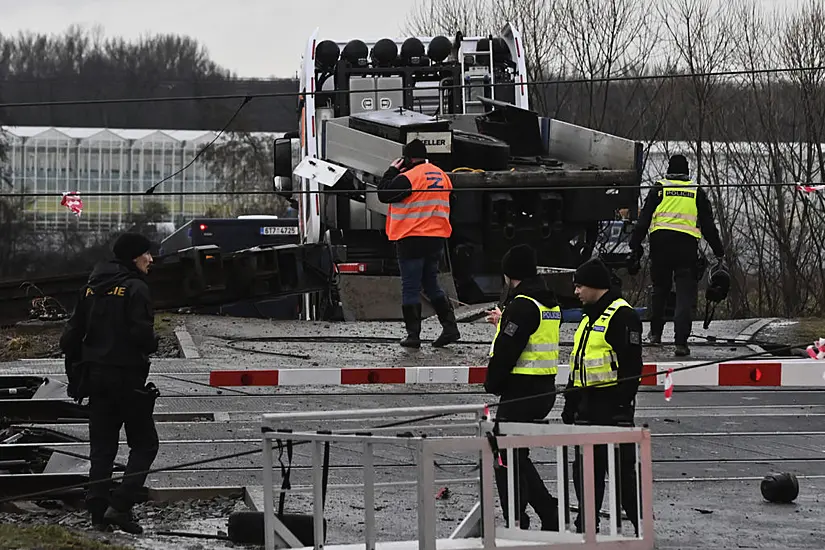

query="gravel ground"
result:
[0,496,246,550]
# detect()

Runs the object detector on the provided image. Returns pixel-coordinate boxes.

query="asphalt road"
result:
[2,315,822,548]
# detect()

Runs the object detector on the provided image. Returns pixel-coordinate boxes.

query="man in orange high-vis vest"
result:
[377,139,460,349]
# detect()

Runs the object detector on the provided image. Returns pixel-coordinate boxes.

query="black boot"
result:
[400,304,421,348]
[87,498,112,532]
[431,296,460,347]
[104,505,143,535]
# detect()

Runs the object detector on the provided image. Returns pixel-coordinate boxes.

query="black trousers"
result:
[572,430,640,533]
[649,241,699,345]
[86,368,159,512]
[494,387,558,529]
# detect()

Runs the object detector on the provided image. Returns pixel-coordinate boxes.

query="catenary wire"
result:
[144,97,251,195]
[2,181,823,200]
[0,64,824,110]
[0,340,812,505]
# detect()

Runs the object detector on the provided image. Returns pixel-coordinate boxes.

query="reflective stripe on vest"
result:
[569,297,632,387]
[651,179,702,239]
[385,163,452,241]
[489,295,561,375]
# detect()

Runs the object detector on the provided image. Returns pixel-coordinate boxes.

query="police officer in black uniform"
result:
[629,154,725,356]
[60,233,160,534]
[485,244,561,531]
[562,257,642,535]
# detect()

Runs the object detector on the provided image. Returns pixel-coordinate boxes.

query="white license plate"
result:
[260,226,298,236]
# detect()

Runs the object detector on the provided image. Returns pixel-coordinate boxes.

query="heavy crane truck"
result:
[272,24,643,321]
[0,24,643,326]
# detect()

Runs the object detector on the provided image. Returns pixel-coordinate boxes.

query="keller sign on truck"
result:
[407,132,452,154]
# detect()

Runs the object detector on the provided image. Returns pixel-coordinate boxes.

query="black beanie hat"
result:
[667,154,689,176]
[501,244,537,280]
[573,257,612,290]
[404,138,427,159]
[113,232,152,262]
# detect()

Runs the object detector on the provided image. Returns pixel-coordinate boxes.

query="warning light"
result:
[751,368,762,382]
[199,224,208,231]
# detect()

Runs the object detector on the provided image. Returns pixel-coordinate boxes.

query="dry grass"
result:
[0,524,133,550]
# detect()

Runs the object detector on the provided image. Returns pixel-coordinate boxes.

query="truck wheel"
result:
[452,131,510,171]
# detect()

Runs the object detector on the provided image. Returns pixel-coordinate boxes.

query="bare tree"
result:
[198,133,289,218]
[404,0,495,36]
[553,0,657,130]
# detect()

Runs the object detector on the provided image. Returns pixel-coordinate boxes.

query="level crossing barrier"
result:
[213,358,825,388]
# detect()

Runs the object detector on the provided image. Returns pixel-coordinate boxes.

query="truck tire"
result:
[451,131,510,171]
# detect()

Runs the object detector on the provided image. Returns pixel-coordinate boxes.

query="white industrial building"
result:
[0,126,229,232]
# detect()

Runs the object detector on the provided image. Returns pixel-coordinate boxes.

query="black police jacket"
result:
[562,289,643,425]
[484,277,559,419]
[60,260,158,383]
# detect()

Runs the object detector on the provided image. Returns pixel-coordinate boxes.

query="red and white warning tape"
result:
[209,358,825,388]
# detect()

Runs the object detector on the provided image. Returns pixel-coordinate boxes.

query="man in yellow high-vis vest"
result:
[484,244,561,532]
[629,154,725,357]
[563,256,643,536]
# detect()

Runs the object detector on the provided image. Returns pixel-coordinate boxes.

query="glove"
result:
[627,248,642,275]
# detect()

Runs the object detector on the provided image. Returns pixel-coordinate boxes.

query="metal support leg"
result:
[556,445,566,532]
[312,441,325,549]
[607,443,618,537]
[417,442,436,550]
[480,442,496,547]
[563,446,570,528]
[262,436,275,550]
[364,442,376,550]
[506,447,516,528]
[583,444,597,544]
[640,437,655,541]
[614,443,623,535]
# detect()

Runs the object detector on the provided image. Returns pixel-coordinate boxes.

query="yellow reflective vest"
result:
[490,295,561,375]
[651,179,702,239]
[569,297,632,387]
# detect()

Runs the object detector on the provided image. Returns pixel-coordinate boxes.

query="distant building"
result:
[1,126,232,232]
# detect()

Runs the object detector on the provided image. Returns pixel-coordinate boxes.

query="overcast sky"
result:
[0,0,805,79]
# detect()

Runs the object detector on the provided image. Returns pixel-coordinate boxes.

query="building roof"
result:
[1,126,280,144]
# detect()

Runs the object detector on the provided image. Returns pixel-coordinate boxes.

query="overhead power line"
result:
[0,64,823,110]
[1,181,823,200]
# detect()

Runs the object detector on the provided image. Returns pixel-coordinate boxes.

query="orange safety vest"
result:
[385,162,453,241]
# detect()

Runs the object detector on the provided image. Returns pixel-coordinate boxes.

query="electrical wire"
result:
[0,340,812,505]
[1,180,822,200]
[144,97,251,195]
[0,64,824,110]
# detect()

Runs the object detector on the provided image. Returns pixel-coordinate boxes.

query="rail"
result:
[259,405,654,550]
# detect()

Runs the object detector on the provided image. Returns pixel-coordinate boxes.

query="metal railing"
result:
[259,405,654,550]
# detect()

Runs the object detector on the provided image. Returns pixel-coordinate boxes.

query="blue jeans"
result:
[398,250,446,306]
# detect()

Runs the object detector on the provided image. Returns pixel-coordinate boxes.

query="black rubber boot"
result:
[400,304,421,348]
[675,344,690,357]
[104,505,143,535]
[430,296,460,347]
[87,498,112,532]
